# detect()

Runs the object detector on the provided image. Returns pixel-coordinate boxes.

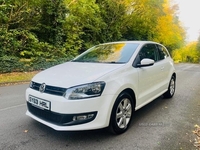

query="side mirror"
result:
[137,58,155,67]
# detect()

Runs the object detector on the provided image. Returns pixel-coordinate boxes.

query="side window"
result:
[139,44,158,61]
[157,44,169,60]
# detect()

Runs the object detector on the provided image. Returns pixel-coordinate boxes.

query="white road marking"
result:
[0,103,26,112]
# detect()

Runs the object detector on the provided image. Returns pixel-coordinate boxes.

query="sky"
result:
[173,0,200,42]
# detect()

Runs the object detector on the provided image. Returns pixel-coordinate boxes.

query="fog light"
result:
[73,114,95,121]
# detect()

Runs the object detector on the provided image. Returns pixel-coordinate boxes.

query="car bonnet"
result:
[31,62,125,88]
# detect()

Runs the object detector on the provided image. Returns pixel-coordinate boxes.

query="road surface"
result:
[0,63,200,150]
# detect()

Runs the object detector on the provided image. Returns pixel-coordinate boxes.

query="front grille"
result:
[30,81,67,96]
[31,82,40,91]
[27,102,97,126]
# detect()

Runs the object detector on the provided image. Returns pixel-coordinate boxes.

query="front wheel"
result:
[109,92,134,134]
[163,76,176,98]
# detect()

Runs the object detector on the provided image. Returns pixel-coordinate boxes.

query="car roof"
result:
[99,41,160,45]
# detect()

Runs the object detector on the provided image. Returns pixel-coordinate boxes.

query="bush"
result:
[0,55,71,73]
[28,57,69,71]
[0,28,74,73]
[0,56,24,73]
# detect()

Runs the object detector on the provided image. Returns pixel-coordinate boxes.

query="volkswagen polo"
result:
[26,41,176,134]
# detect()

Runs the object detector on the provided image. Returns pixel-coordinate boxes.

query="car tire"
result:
[109,92,134,134]
[163,75,176,98]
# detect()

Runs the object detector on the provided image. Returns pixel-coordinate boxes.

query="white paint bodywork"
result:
[26,41,175,131]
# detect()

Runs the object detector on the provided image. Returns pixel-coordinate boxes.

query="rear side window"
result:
[157,44,169,60]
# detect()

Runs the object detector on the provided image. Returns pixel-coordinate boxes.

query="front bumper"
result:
[26,88,116,131]
[27,102,97,126]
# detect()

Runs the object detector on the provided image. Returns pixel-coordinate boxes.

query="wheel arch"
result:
[118,88,136,110]
[108,88,136,134]
[172,72,176,80]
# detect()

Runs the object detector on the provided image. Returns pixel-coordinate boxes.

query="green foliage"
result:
[0,55,69,73]
[0,27,70,73]
[64,0,104,53]
[0,0,189,73]
[35,0,67,47]
[123,0,161,40]
[0,55,24,73]
[0,0,39,30]
[27,57,69,71]
[97,0,126,42]
[0,28,59,58]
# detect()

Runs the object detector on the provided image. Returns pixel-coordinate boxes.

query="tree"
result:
[122,0,164,40]
[0,0,41,31]
[64,0,104,54]
[172,42,199,63]
[96,0,127,42]
[153,0,185,53]
[197,34,200,51]
[34,0,67,47]
[196,34,200,61]
[0,0,190,72]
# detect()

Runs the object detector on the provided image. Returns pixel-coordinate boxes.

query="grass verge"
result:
[0,71,39,86]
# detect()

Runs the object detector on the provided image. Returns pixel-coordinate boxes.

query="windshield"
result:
[73,43,139,63]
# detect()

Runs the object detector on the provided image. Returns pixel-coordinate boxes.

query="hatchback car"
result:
[26,41,176,134]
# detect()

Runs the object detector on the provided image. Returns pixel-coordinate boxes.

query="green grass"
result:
[0,71,39,86]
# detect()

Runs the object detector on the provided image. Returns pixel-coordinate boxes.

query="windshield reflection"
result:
[73,43,139,63]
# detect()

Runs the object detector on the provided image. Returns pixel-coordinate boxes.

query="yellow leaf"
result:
[24,130,28,133]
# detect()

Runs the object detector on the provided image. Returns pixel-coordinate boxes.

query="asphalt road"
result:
[0,63,200,150]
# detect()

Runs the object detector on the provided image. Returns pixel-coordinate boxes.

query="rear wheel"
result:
[109,92,134,134]
[163,76,176,98]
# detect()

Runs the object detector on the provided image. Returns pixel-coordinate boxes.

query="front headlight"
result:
[64,81,106,100]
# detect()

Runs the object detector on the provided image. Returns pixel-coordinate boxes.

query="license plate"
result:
[28,95,50,110]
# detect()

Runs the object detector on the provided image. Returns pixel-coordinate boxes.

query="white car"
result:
[26,41,176,134]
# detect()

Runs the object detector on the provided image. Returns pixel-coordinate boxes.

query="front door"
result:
[136,44,163,109]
